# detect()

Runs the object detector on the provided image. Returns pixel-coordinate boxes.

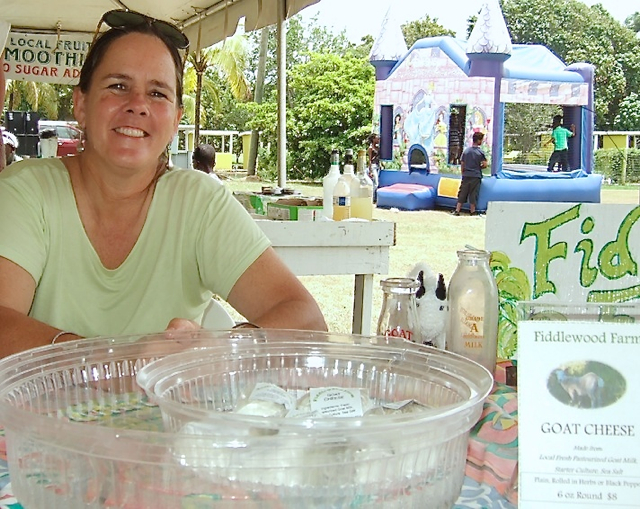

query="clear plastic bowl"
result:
[0,330,492,508]
[138,330,493,507]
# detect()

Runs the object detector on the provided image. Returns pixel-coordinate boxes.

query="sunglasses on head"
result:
[93,10,190,50]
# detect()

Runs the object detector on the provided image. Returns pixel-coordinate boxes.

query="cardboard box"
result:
[234,191,275,215]
[267,198,323,221]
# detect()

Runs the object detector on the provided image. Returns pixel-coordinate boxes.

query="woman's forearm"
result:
[248,298,327,332]
[0,306,81,357]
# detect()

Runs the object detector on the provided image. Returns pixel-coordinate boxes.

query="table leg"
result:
[352,274,374,335]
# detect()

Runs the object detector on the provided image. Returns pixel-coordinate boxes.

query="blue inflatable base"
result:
[377,169,602,211]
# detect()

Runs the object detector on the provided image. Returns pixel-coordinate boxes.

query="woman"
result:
[0,12,326,357]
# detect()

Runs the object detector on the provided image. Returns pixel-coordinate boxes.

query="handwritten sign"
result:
[518,307,640,507]
[485,203,640,360]
[3,31,91,85]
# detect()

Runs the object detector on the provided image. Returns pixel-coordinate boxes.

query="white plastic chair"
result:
[201,299,236,330]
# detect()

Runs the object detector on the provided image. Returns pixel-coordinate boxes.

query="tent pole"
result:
[276,0,287,188]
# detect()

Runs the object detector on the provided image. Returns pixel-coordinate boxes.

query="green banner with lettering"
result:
[486,203,640,360]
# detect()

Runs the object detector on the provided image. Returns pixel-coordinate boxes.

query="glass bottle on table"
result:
[332,150,354,221]
[351,149,374,220]
[376,278,422,344]
[447,249,498,374]
[322,149,341,219]
[343,149,358,189]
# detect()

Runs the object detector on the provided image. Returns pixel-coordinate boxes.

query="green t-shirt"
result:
[0,159,271,337]
[552,126,573,151]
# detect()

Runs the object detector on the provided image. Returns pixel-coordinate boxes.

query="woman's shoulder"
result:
[158,167,225,196]
[161,167,222,184]
[0,157,68,186]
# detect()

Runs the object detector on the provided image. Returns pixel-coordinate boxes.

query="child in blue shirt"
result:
[453,131,487,216]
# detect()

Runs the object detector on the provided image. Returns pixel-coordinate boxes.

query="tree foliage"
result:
[4,80,58,119]
[243,52,374,181]
[614,92,640,131]
[202,71,254,131]
[246,15,352,102]
[241,15,374,180]
[349,35,375,60]
[625,12,640,33]
[184,29,252,143]
[51,85,75,120]
[401,15,456,47]
[501,0,640,130]
[287,53,375,180]
[504,103,560,154]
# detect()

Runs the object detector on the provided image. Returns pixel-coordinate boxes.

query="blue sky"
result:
[301,0,634,42]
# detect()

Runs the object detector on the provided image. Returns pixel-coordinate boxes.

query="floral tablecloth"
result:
[458,381,518,507]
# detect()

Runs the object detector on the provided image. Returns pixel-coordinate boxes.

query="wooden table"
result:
[257,220,396,335]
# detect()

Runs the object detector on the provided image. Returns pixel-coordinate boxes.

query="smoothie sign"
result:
[3,31,91,85]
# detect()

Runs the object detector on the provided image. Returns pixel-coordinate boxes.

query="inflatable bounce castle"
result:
[370,0,602,211]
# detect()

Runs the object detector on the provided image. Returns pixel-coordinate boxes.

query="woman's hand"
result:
[164,318,201,335]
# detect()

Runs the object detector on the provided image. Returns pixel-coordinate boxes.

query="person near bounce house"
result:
[546,114,575,172]
[452,131,487,216]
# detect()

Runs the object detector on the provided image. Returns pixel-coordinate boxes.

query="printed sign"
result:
[3,31,91,84]
[518,310,640,507]
[485,203,640,360]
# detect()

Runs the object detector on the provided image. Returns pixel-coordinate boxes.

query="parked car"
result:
[38,121,83,157]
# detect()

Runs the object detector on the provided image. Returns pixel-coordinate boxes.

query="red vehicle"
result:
[39,121,83,157]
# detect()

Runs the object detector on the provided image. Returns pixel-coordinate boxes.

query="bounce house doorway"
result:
[448,105,466,165]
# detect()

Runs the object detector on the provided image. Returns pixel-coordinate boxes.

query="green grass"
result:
[220,175,639,333]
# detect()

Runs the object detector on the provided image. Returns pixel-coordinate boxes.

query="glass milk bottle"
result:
[447,249,498,373]
[376,278,422,344]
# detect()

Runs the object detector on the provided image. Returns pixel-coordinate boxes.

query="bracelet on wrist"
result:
[51,331,76,345]
[232,321,260,329]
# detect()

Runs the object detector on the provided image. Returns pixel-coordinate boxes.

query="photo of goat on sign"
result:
[547,361,626,409]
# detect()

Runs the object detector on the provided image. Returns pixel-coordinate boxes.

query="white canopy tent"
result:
[1,0,320,185]
[2,0,318,54]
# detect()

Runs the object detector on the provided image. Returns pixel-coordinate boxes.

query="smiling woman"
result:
[73,30,183,178]
[0,11,327,357]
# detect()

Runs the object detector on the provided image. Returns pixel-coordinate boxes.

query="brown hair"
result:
[79,23,184,107]
[472,131,484,144]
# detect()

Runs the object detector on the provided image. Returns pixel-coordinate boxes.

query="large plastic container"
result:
[0,330,492,508]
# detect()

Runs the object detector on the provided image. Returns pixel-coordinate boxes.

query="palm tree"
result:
[247,26,270,176]
[184,26,251,146]
[4,79,58,119]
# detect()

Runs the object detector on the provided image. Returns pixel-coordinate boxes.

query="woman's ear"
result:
[171,107,183,143]
[72,86,86,130]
